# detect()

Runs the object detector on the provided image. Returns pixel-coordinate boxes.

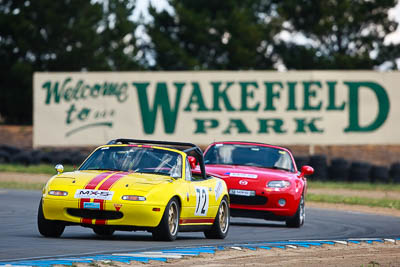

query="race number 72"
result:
[195,187,209,216]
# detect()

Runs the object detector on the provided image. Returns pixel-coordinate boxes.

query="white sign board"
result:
[33,71,400,147]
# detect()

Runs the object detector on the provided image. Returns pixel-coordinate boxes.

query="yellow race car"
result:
[38,139,230,241]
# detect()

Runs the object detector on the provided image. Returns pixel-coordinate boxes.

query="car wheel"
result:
[152,198,180,241]
[37,199,65,237]
[204,196,230,239]
[285,195,305,228]
[93,226,115,236]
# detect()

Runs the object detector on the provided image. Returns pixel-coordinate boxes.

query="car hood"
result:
[204,164,295,181]
[51,170,169,193]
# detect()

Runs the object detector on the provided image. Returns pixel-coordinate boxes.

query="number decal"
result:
[195,187,209,216]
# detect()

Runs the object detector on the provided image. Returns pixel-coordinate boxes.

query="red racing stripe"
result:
[94,172,128,225]
[79,171,114,224]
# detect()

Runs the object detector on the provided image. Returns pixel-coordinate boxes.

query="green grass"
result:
[307,193,400,210]
[0,181,45,190]
[308,180,400,192]
[0,163,75,174]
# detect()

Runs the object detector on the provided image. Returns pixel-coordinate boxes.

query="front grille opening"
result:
[229,195,267,205]
[67,208,123,220]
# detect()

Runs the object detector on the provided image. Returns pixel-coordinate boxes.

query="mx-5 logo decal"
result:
[74,189,114,200]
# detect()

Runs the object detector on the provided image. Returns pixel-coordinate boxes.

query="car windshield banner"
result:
[33,71,399,147]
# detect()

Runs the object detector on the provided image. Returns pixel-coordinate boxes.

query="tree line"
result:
[0,0,398,124]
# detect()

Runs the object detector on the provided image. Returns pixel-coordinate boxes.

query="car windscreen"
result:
[204,144,294,172]
[80,146,182,177]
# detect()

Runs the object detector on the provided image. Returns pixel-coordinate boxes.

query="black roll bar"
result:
[107,138,207,180]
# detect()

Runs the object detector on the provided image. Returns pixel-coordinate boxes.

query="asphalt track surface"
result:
[1,189,400,262]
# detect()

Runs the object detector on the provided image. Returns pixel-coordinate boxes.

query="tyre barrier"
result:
[328,157,349,182]
[308,154,328,181]
[348,161,371,182]
[369,165,390,184]
[0,144,21,155]
[0,150,10,163]
[294,156,309,171]
[390,162,400,184]
[0,149,89,167]
[10,151,33,165]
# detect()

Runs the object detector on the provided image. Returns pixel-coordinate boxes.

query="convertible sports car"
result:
[202,141,314,227]
[38,139,230,241]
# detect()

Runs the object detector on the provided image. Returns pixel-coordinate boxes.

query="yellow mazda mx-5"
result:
[38,139,230,241]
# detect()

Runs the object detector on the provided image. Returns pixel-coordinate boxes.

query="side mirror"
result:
[299,165,314,178]
[55,164,64,174]
[188,156,197,169]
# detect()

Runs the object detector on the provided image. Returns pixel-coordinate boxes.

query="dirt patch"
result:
[70,242,400,267]
[0,172,51,183]
[144,242,400,267]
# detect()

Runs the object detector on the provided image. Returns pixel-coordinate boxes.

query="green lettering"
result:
[326,81,345,111]
[194,119,219,133]
[223,119,251,134]
[294,117,324,133]
[240,81,260,111]
[343,81,390,132]
[184,82,208,111]
[258,119,287,133]
[287,82,297,111]
[133,82,184,134]
[212,81,236,111]
[303,81,322,110]
[264,81,283,111]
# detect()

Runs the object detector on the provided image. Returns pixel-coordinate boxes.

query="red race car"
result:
[201,141,314,227]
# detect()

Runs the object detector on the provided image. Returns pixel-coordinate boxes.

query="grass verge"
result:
[307,193,400,210]
[308,181,400,192]
[0,164,75,174]
[0,181,44,190]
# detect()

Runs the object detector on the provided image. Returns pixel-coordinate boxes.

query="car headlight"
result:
[48,190,68,196]
[267,180,291,188]
[122,195,146,201]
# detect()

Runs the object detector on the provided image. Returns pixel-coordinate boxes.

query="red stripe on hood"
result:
[79,171,114,224]
[94,172,128,225]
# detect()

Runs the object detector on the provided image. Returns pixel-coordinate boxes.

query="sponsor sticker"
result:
[214,180,223,201]
[74,189,114,200]
[83,202,100,209]
[114,203,123,211]
[229,173,258,179]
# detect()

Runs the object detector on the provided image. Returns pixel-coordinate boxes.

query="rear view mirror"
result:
[188,156,197,169]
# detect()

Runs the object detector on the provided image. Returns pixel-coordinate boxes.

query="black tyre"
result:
[390,162,400,183]
[0,150,10,163]
[37,199,65,237]
[328,157,349,182]
[309,155,328,181]
[204,197,229,239]
[93,226,115,236]
[152,198,180,241]
[286,195,305,228]
[369,165,389,183]
[349,161,371,182]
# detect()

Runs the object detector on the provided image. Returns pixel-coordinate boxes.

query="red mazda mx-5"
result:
[202,141,314,227]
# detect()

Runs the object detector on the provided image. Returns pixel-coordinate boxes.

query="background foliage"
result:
[0,0,398,124]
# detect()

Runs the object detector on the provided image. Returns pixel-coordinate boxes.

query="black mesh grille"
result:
[229,195,267,205]
[67,208,123,220]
